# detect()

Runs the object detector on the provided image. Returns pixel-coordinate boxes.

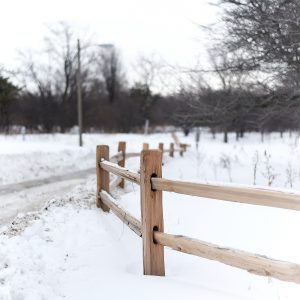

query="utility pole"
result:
[77,39,83,147]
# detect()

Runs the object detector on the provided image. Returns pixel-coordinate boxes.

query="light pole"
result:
[76,41,114,147]
[77,39,83,147]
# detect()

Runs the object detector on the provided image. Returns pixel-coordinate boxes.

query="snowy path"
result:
[0,168,94,226]
[0,168,94,195]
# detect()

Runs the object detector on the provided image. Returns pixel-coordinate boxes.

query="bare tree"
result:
[218,0,300,76]
[18,22,93,132]
[132,53,165,133]
[97,46,125,103]
[178,50,256,142]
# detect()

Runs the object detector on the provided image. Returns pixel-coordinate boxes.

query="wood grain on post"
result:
[96,145,110,212]
[169,143,174,157]
[140,150,165,276]
[118,141,126,188]
[143,143,149,150]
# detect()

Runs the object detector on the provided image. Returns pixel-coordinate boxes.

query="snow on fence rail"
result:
[96,141,300,284]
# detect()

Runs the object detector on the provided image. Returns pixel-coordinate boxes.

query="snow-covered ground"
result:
[2,131,300,189]
[0,133,172,185]
[0,133,174,226]
[1,131,300,299]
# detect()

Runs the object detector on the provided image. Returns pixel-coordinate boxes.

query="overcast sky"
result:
[0,0,220,88]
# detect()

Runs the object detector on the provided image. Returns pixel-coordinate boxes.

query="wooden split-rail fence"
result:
[96,141,300,284]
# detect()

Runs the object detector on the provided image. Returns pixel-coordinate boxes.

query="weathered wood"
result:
[140,150,165,276]
[100,190,142,237]
[109,176,123,190]
[96,145,110,212]
[154,231,300,284]
[169,143,174,157]
[100,160,140,185]
[143,143,149,150]
[151,178,300,211]
[118,141,126,188]
[158,143,164,152]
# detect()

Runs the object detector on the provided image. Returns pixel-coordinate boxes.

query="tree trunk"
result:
[236,131,239,141]
[240,129,244,138]
[280,130,284,138]
[183,128,189,136]
[224,130,228,143]
[212,128,216,139]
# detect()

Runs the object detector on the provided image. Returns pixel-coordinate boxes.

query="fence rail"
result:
[151,177,300,211]
[100,160,140,184]
[153,231,300,283]
[100,190,142,237]
[95,140,300,284]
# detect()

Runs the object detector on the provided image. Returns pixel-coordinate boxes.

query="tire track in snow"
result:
[0,168,94,195]
[0,168,95,226]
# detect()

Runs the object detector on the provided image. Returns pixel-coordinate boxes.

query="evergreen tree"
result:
[0,76,18,133]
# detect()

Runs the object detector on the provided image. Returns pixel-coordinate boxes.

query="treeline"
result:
[7,85,177,133]
[2,71,300,138]
[177,0,300,141]
[177,86,300,141]
[0,23,179,133]
[2,4,300,142]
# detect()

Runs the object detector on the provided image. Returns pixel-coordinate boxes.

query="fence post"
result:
[179,143,184,157]
[140,150,165,276]
[169,142,174,157]
[143,143,149,150]
[96,145,110,212]
[118,141,126,188]
[158,142,164,152]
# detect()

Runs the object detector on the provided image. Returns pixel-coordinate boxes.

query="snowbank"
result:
[1,131,300,299]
